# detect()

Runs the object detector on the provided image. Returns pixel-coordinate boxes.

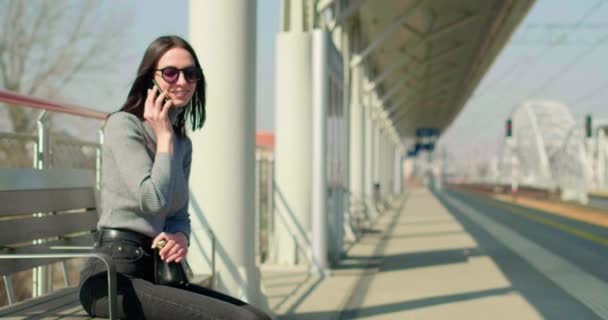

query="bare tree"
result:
[0,0,132,133]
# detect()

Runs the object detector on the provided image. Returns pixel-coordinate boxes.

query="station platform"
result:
[261,187,608,320]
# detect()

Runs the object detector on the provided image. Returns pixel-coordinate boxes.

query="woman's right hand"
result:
[144,86,174,139]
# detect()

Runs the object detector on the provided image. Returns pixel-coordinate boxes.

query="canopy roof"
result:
[349,0,535,139]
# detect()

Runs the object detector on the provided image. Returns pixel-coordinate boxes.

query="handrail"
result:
[0,89,108,120]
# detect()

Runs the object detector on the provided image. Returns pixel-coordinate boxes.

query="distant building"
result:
[256,131,274,160]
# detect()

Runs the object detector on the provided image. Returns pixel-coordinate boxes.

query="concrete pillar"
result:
[349,54,364,198]
[311,30,330,272]
[188,0,262,304]
[380,134,388,196]
[393,143,402,195]
[382,129,393,195]
[373,121,380,188]
[273,31,314,265]
[337,22,350,260]
[364,112,374,198]
[387,136,395,196]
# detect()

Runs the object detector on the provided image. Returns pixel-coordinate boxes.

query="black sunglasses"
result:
[155,66,200,84]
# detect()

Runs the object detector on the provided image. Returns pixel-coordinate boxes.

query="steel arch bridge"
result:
[498,101,592,204]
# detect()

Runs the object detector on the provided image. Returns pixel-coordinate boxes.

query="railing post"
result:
[211,231,216,287]
[33,110,50,297]
[3,275,16,305]
[96,128,104,191]
[254,152,261,264]
[267,156,275,263]
[61,261,71,287]
[35,110,50,170]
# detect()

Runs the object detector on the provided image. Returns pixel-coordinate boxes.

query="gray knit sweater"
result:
[97,109,192,240]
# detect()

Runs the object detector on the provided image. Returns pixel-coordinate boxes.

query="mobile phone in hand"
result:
[151,79,171,103]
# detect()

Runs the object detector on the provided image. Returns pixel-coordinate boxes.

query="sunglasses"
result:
[155,66,200,84]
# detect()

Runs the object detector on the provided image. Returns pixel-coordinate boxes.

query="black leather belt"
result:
[97,228,153,249]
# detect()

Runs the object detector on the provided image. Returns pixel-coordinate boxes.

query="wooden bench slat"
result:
[0,169,95,191]
[0,210,98,246]
[0,188,97,216]
[0,287,79,317]
[44,303,92,319]
[33,298,87,320]
[0,234,95,275]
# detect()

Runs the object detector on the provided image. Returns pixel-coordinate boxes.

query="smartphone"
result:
[151,79,170,103]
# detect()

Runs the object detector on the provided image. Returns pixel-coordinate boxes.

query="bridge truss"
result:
[498,101,593,203]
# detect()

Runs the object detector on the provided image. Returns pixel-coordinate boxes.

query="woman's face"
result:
[154,48,198,108]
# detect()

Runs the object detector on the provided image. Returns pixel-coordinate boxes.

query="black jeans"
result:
[79,234,271,320]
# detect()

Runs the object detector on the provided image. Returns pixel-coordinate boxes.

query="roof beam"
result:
[391,82,459,125]
[384,94,410,115]
[350,0,426,68]
[379,76,410,104]
[365,38,464,93]
[365,54,418,93]
[378,61,460,117]
[388,93,432,119]
[391,96,448,126]
[389,79,459,118]
[423,12,478,43]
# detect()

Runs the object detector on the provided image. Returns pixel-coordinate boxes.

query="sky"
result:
[94,0,608,165]
[437,0,608,163]
[2,0,607,163]
[88,0,279,132]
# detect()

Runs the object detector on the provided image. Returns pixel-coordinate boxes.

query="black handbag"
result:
[154,240,191,287]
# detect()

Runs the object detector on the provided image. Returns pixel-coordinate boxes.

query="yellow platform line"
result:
[472,194,608,247]
[493,194,608,228]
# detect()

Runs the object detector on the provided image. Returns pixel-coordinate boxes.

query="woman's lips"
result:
[172,91,190,99]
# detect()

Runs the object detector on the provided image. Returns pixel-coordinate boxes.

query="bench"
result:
[0,168,119,319]
[0,168,213,319]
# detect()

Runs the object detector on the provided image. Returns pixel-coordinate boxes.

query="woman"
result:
[79,35,270,320]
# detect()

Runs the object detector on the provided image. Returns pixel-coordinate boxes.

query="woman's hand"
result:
[152,232,189,263]
[144,86,174,140]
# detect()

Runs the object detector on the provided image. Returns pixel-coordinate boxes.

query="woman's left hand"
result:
[152,232,189,263]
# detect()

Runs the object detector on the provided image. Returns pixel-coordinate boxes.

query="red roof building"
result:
[256,131,274,151]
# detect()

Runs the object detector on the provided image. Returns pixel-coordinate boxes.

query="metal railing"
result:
[0,89,217,301]
[255,152,274,264]
[253,154,374,267]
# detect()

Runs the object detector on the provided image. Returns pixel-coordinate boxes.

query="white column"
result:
[349,54,364,199]
[381,131,389,196]
[382,134,390,196]
[364,108,374,198]
[311,30,329,272]
[337,23,350,260]
[373,121,380,189]
[387,137,395,195]
[188,0,262,305]
[394,147,402,194]
[274,32,314,265]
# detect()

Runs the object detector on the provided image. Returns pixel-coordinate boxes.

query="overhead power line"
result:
[525,33,608,98]
[475,0,607,104]
[570,79,608,106]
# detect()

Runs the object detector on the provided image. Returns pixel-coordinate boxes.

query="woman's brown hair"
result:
[118,35,206,137]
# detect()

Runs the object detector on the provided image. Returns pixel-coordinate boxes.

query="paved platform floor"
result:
[260,188,567,319]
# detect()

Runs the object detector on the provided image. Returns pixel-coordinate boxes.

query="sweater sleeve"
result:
[104,112,175,215]
[164,138,192,242]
